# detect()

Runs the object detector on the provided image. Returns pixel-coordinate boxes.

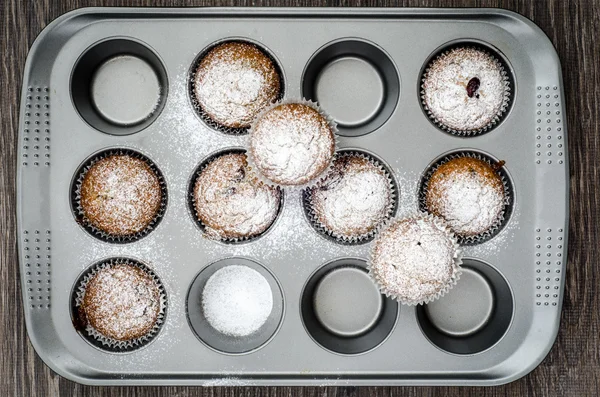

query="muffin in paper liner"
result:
[368,213,463,306]
[420,44,513,137]
[246,99,339,190]
[418,151,512,246]
[187,148,284,244]
[71,148,168,244]
[72,258,167,352]
[302,150,398,245]
[188,39,285,135]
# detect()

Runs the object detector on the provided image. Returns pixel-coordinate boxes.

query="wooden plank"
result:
[1,1,599,395]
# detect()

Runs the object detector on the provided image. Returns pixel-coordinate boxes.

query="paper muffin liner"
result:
[188,39,285,135]
[368,213,463,306]
[187,148,284,244]
[418,151,512,246]
[420,44,513,137]
[72,257,167,352]
[246,98,339,190]
[302,150,398,245]
[72,148,168,244]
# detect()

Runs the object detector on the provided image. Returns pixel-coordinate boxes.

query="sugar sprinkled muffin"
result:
[249,102,336,186]
[369,215,461,305]
[193,152,281,240]
[193,42,281,129]
[308,153,393,241]
[425,156,505,237]
[80,264,161,341]
[79,154,162,237]
[422,47,509,133]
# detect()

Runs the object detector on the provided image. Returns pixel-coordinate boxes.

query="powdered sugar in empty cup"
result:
[202,265,273,337]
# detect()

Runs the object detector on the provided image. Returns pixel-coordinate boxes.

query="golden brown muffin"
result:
[193,42,281,129]
[80,154,162,237]
[81,264,161,341]
[425,157,505,237]
[193,152,281,240]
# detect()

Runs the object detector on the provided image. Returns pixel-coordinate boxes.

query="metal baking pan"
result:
[17,7,568,386]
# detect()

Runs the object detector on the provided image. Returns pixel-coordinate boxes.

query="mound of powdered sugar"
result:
[202,265,273,337]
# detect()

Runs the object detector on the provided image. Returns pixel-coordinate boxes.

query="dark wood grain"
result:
[1,0,599,396]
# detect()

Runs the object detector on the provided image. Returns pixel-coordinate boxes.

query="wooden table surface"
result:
[1,1,599,396]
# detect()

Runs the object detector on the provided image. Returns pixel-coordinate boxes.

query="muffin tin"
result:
[17,7,568,385]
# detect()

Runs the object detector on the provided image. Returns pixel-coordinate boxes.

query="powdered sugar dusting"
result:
[423,47,507,131]
[370,216,460,304]
[193,42,281,128]
[311,154,393,239]
[82,264,161,341]
[202,265,273,337]
[203,377,249,386]
[250,103,335,186]
[193,153,281,240]
[425,157,505,237]
[79,155,162,236]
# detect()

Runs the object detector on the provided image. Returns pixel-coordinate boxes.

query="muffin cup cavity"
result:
[71,148,168,244]
[246,98,339,189]
[186,258,284,355]
[187,148,284,244]
[71,257,167,353]
[368,213,463,306]
[416,258,514,355]
[71,38,168,136]
[302,39,400,137]
[188,39,286,135]
[302,150,398,245]
[300,258,398,355]
[418,150,514,246]
[419,41,514,137]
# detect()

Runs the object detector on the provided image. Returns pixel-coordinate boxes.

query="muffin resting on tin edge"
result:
[369,215,461,305]
[193,42,281,129]
[309,154,393,240]
[80,264,161,341]
[422,47,509,132]
[425,157,506,237]
[80,154,162,237]
[249,102,336,186]
[193,152,281,241]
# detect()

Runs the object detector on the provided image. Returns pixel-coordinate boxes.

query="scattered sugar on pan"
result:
[202,265,273,337]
